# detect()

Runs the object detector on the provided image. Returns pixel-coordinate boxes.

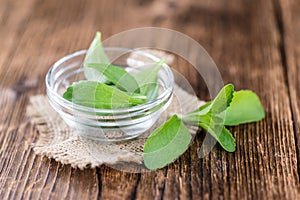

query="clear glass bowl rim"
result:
[45,47,175,114]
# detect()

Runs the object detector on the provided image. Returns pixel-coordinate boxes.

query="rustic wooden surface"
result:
[0,0,299,199]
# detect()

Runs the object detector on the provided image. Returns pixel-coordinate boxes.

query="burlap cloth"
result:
[26,85,203,170]
[26,51,204,170]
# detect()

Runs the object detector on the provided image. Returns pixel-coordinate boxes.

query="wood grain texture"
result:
[275,0,300,185]
[0,0,299,199]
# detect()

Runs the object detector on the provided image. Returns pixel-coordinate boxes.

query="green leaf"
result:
[144,115,192,170]
[133,59,166,100]
[63,81,146,109]
[199,122,235,152]
[180,85,265,153]
[181,111,212,125]
[86,63,140,93]
[197,102,212,115]
[182,84,234,124]
[144,77,159,101]
[181,84,235,152]
[224,90,265,126]
[210,84,234,114]
[84,32,110,82]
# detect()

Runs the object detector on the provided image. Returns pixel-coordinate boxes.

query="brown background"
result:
[0,0,300,199]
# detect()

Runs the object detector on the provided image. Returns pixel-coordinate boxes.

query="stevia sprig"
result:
[143,84,265,169]
[63,81,147,109]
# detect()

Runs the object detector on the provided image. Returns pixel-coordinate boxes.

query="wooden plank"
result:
[274,0,300,184]
[0,0,102,199]
[205,0,300,198]
[99,167,140,199]
[132,0,299,199]
[0,0,299,199]
[0,0,36,71]
[203,0,300,198]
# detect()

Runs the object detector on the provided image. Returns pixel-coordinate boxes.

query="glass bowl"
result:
[46,47,174,141]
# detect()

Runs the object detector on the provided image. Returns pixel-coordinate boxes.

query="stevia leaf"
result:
[84,32,110,82]
[180,84,236,152]
[63,81,146,109]
[199,122,235,152]
[144,77,159,101]
[181,111,212,126]
[210,84,234,114]
[181,111,236,152]
[87,63,140,93]
[143,115,192,170]
[182,84,234,124]
[197,101,212,115]
[224,90,265,126]
[133,59,166,100]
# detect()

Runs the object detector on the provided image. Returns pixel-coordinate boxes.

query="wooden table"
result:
[0,0,299,199]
